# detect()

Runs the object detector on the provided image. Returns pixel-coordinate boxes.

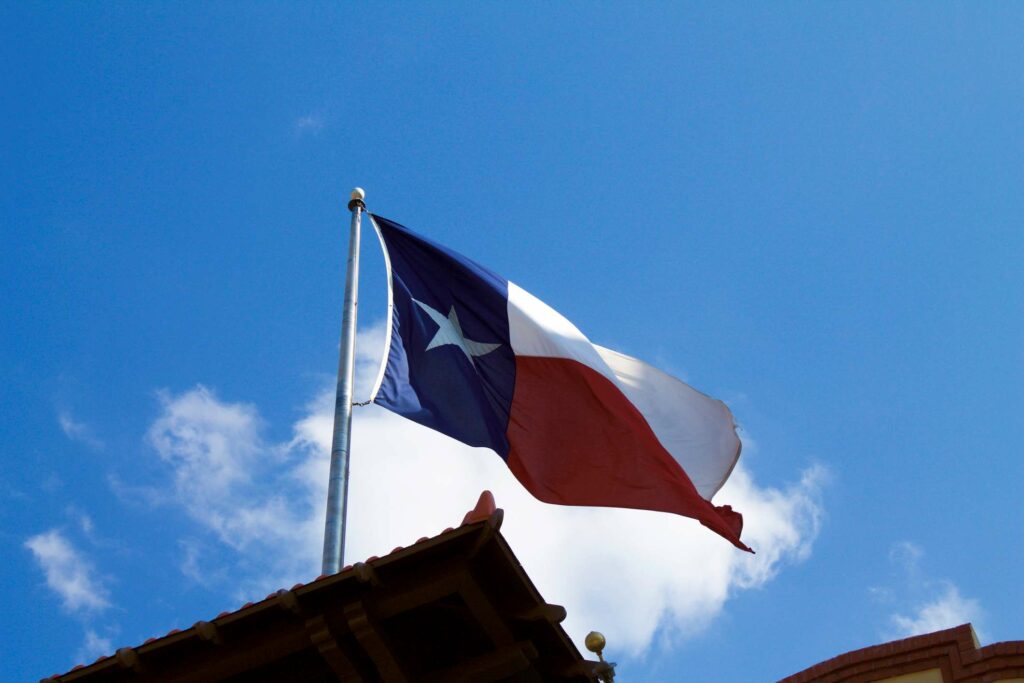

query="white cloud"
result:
[889,540,924,571]
[344,408,826,655]
[877,541,984,640]
[58,411,104,450]
[178,538,229,589]
[146,385,326,592]
[891,583,982,639]
[79,513,95,537]
[293,113,325,136]
[148,386,264,506]
[107,473,174,508]
[77,629,113,663]
[142,322,826,654]
[25,530,110,614]
[64,505,97,541]
[179,538,204,585]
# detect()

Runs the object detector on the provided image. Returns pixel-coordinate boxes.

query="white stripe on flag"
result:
[594,345,741,500]
[506,281,618,385]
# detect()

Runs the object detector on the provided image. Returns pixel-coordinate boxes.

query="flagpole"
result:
[322,187,365,575]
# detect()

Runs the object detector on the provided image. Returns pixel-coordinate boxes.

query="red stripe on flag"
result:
[506,355,750,552]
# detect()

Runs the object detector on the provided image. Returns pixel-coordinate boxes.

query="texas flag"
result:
[368,214,750,551]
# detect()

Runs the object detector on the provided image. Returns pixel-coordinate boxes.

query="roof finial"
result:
[585,631,616,681]
[462,490,497,524]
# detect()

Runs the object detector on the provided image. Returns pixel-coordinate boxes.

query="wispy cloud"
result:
[25,529,110,613]
[63,505,97,540]
[26,525,122,668]
[891,583,982,638]
[293,113,325,136]
[0,479,30,502]
[141,321,827,654]
[145,384,324,593]
[58,411,104,451]
[874,541,983,640]
[148,385,267,522]
[890,539,924,570]
[107,473,174,508]
[76,629,114,663]
[178,538,228,589]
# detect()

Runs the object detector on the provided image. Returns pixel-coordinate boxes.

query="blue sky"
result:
[2,3,1022,681]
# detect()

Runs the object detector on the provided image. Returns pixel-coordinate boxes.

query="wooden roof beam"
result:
[459,573,515,647]
[513,603,567,625]
[423,641,539,683]
[372,560,465,619]
[344,601,410,683]
[305,615,363,682]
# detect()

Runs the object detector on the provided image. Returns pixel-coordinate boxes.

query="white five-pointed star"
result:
[412,298,501,364]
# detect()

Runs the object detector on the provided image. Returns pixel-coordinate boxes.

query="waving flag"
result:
[369,214,750,551]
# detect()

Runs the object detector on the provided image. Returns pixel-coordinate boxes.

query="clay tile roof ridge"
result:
[49,490,501,681]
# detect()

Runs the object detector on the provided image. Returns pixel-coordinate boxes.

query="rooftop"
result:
[44,491,606,683]
[780,623,1024,683]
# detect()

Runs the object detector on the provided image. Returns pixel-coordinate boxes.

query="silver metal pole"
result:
[322,187,365,574]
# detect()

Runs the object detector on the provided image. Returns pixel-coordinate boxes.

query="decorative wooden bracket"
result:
[115,647,143,674]
[305,615,362,682]
[193,620,222,645]
[344,601,409,683]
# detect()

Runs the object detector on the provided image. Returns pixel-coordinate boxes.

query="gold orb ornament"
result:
[585,631,606,656]
[585,631,616,681]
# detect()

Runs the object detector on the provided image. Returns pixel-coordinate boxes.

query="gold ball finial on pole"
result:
[585,631,616,681]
